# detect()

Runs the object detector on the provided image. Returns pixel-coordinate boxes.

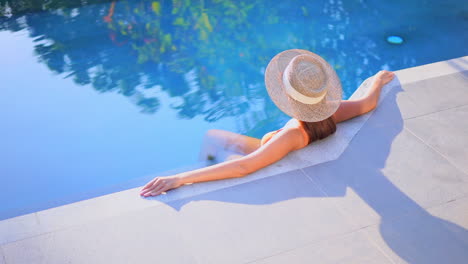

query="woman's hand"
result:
[374,70,395,86]
[140,175,182,197]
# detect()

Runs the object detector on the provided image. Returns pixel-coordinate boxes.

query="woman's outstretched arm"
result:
[332,70,395,123]
[140,128,305,197]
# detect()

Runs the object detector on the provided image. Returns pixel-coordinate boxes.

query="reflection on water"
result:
[0,0,467,220]
[2,0,466,136]
[2,0,284,134]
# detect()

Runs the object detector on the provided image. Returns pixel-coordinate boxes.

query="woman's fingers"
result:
[149,184,167,196]
[140,178,167,197]
[142,177,157,190]
[140,176,180,197]
[140,178,159,195]
[148,178,162,191]
[141,186,157,197]
[143,182,167,197]
[140,185,153,195]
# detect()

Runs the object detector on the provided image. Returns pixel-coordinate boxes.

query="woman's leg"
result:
[198,129,261,163]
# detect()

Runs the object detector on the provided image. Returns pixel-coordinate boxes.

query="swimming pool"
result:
[1,0,467,220]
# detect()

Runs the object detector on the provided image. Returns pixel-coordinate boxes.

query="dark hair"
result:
[300,116,337,145]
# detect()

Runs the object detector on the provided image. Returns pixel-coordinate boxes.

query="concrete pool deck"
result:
[1,56,468,263]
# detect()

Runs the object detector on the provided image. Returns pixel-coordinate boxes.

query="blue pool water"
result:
[0,0,467,220]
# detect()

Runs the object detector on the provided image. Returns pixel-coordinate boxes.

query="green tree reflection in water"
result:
[0,0,412,137]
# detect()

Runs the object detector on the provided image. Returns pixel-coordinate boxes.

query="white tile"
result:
[3,204,196,264]
[428,196,468,229]
[405,105,468,175]
[169,170,356,264]
[395,56,468,84]
[36,187,163,232]
[0,213,45,245]
[427,196,468,245]
[0,187,171,245]
[365,209,468,264]
[381,128,468,208]
[399,71,468,119]
[0,247,6,264]
[395,90,422,120]
[253,229,393,264]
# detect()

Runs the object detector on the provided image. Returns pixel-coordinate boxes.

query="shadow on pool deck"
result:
[164,77,468,263]
[446,58,468,77]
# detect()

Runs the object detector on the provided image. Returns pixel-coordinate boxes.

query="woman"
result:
[140,49,395,197]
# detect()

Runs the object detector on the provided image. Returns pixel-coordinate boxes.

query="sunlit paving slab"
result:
[1,57,468,263]
[396,71,468,119]
[2,204,197,264]
[251,229,393,264]
[405,104,468,175]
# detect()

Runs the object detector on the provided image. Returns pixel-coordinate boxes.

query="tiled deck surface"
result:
[1,56,468,264]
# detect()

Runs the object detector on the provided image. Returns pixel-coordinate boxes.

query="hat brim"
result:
[265,49,343,122]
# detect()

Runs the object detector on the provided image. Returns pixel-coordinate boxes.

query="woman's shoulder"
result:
[283,118,301,128]
[281,119,309,149]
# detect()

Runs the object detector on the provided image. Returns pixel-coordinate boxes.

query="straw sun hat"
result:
[265,49,343,122]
